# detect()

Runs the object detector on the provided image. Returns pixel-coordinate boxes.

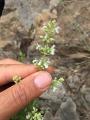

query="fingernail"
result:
[34,72,52,91]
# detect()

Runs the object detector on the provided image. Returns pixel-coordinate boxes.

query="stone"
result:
[0,49,16,59]
[44,111,54,120]
[15,0,50,31]
[67,74,81,92]
[55,98,80,120]
[0,10,26,53]
[80,85,90,110]
[40,84,66,103]
[49,0,60,9]
[5,0,15,9]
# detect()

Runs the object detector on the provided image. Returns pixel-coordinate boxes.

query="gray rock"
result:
[40,84,66,103]
[44,111,54,120]
[5,0,15,9]
[0,49,16,59]
[67,74,81,92]
[55,98,80,120]
[49,0,60,9]
[80,85,90,110]
[15,0,50,30]
[0,10,26,53]
[4,0,59,31]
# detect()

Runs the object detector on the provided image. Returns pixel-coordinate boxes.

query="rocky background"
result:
[0,0,90,120]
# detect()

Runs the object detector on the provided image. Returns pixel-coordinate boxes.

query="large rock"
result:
[15,0,50,30]
[5,0,15,9]
[0,11,21,47]
[55,98,80,120]
[4,0,60,31]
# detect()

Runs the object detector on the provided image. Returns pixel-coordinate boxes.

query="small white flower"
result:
[32,59,38,64]
[46,60,50,68]
[26,112,30,119]
[55,26,61,34]
[36,44,41,50]
[44,62,49,68]
[50,38,54,42]
[43,25,47,30]
[51,45,55,55]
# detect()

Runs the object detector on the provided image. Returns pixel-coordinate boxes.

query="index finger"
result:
[0,59,22,65]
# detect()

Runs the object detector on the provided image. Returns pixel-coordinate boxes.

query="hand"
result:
[0,59,52,120]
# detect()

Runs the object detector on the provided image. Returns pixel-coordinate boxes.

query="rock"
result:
[0,10,26,54]
[0,49,17,59]
[4,0,59,32]
[80,85,90,110]
[0,12,16,48]
[15,0,50,31]
[44,111,54,120]
[40,84,66,103]
[49,0,60,9]
[5,0,16,9]
[55,98,80,120]
[67,74,81,92]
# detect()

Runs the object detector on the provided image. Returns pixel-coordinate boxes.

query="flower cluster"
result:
[33,20,57,69]
[12,75,22,84]
[51,77,64,92]
[36,44,55,56]
[33,20,64,92]
[26,107,43,120]
[33,57,50,69]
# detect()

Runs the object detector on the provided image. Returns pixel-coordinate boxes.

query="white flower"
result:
[50,45,55,55]
[44,59,50,68]
[36,44,41,50]
[32,59,38,64]
[55,26,61,34]
[26,112,30,119]
[43,25,47,30]
[44,62,49,68]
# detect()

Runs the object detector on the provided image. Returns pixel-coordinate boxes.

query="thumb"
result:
[0,71,52,120]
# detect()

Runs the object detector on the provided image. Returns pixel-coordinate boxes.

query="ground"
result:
[0,0,90,120]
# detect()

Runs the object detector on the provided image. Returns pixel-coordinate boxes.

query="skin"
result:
[0,59,52,120]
